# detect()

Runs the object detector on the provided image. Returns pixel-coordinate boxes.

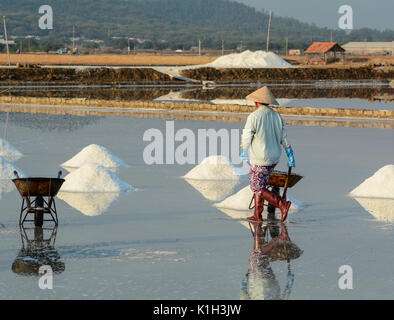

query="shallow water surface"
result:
[0,112,393,299]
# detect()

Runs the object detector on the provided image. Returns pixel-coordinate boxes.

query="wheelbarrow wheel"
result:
[34,211,44,227]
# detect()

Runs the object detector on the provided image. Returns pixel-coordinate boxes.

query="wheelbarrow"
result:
[249,168,303,219]
[12,171,65,227]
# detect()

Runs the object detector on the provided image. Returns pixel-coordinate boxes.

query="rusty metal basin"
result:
[12,178,65,197]
[267,171,303,188]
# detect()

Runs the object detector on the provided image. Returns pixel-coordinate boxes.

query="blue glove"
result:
[240,149,249,162]
[285,147,295,168]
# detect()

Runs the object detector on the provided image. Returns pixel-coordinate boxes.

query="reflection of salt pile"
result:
[184,156,239,180]
[58,192,124,216]
[349,165,394,199]
[214,186,304,212]
[62,144,127,168]
[353,198,394,223]
[60,163,133,193]
[0,156,27,200]
[204,51,293,69]
[0,180,17,200]
[0,139,23,161]
[216,208,251,229]
[184,178,239,201]
[0,156,27,180]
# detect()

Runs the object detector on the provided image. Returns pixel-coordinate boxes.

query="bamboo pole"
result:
[266,11,272,52]
[3,16,10,66]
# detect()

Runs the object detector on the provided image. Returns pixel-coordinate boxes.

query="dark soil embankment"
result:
[3,86,393,103]
[181,67,394,83]
[182,87,394,102]
[0,67,178,84]
[2,87,175,101]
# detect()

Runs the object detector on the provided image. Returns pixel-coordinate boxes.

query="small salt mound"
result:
[349,165,394,199]
[214,186,304,212]
[183,156,239,180]
[62,144,127,168]
[205,50,293,69]
[58,192,124,216]
[0,156,27,180]
[0,139,23,161]
[184,178,239,201]
[353,197,394,223]
[60,163,133,193]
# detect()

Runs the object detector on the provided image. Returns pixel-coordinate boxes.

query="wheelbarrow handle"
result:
[282,167,292,199]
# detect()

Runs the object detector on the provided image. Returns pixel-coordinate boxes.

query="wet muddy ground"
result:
[0,113,393,299]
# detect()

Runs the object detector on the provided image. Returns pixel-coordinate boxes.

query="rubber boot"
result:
[247,193,264,221]
[260,188,291,222]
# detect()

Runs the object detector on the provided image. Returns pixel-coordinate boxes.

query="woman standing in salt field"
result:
[240,86,295,222]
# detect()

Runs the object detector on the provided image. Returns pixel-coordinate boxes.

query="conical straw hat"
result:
[246,86,279,105]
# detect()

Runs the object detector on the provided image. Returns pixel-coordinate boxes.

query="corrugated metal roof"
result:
[304,42,345,54]
[343,42,394,49]
[0,39,16,45]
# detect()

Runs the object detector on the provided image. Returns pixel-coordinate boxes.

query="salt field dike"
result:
[0,0,394,308]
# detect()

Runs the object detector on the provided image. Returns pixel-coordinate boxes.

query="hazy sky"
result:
[238,0,394,31]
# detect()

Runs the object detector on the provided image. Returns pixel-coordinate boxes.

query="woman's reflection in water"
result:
[240,222,303,300]
[12,226,65,276]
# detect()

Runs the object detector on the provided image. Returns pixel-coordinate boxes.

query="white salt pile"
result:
[60,163,133,193]
[184,178,239,201]
[0,139,23,161]
[204,50,293,69]
[183,156,239,180]
[214,186,304,212]
[0,156,27,180]
[349,165,394,199]
[353,198,394,223]
[58,192,124,216]
[62,144,127,169]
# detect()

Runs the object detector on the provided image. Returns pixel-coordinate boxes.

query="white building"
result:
[342,42,394,55]
[0,39,16,45]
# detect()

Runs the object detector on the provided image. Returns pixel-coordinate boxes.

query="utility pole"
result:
[266,11,272,52]
[221,39,224,56]
[330,31,333,42]
[3,16,10,66]
[198,39,201,56]
[127,38,130,55]
[72,25,75,53]
[285,37,288,56]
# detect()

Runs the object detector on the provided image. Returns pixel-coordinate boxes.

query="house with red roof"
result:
[304,42,345,59]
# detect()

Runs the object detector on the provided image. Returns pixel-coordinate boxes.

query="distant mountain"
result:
[0,0,392,50]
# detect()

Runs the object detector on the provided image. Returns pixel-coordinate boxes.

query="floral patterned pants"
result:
[249,164,277,194]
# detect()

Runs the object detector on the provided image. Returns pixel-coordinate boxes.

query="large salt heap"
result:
[349,165,394,199]
[183,156,239,180]
[349,164,394,223]
[62,144,127,169]
[0,139,23,161]
[184,178,239,201]
[204,50,293,69]
[60,163,133,193]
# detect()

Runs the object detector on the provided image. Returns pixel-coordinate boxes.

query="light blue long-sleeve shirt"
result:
[241,106,291,166]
